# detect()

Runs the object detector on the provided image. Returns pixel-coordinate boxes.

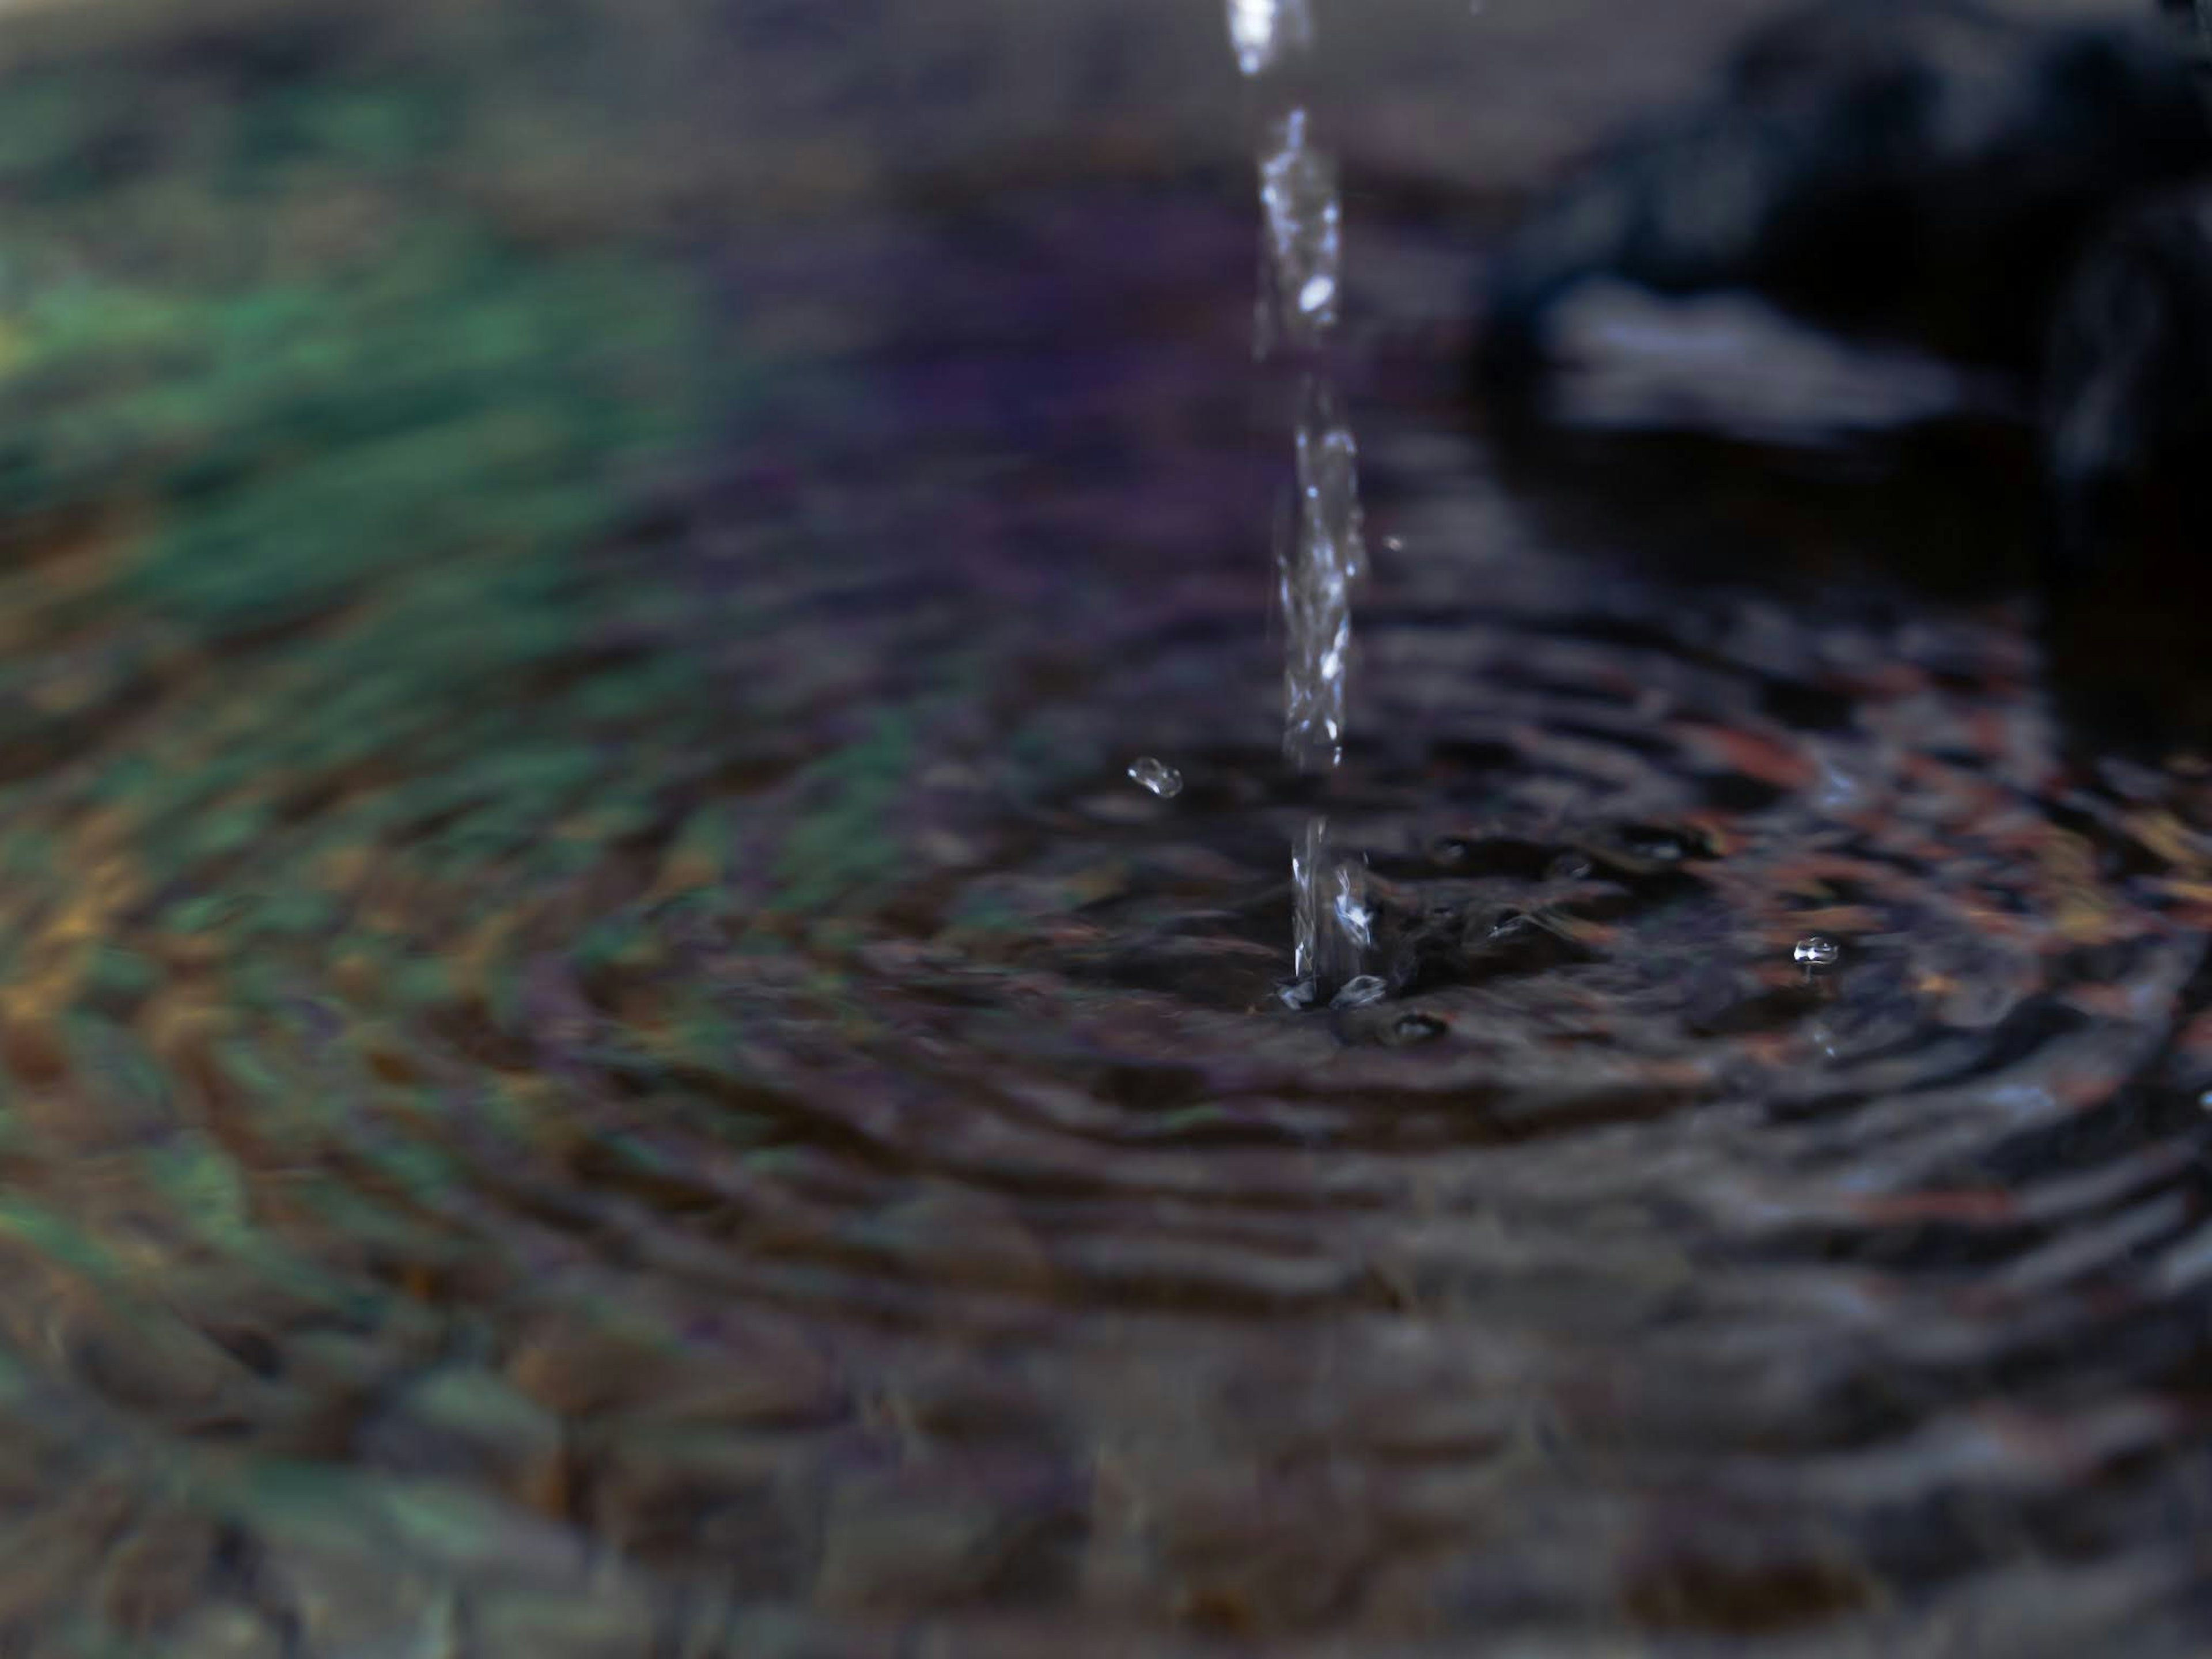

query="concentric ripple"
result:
[0,17,2207,1652]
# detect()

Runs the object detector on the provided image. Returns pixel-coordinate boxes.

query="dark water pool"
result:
[0,0,2207,1654]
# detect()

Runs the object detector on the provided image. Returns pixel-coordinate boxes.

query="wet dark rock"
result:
[1479,0,2212,396]
[2039,185,2212,732]
[1476,0,2212,738]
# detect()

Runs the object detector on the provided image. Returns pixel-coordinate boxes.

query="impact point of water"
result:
[1794,936,1842,967]
[1333,873,1373,949]
[1331,975,1389,1010]
[1127,757,1183,799]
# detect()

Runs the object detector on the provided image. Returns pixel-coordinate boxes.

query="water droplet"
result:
[1793,936,1842,967]
[1127,757,1183,799]
[1226,0,1314,77]
[2198,1088,2212,1112]
[1278,976,1319,1010]
[1331,975,1389,1009]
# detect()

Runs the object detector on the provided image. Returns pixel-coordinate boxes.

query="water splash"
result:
[1332,864,1373,949]
[1331,975,1389,1010]
[1292,817,1365,986]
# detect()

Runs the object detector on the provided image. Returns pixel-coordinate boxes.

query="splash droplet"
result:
[1331,975,1389,1009]
[1793,936,1842,967]
[1278,976,1320,1010]
[1127,757,1183,799]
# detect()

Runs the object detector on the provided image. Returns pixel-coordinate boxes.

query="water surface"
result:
[0,1,2204,1654]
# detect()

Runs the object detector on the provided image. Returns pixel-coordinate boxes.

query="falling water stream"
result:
[1229,0,1375,1004]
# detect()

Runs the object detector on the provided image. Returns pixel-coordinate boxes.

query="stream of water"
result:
[1229,0,1375,1003]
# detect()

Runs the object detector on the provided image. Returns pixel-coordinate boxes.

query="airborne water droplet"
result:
[1127,757,1183,799]
[1793,935,1842,967]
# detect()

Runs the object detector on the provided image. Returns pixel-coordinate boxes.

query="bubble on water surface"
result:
[1794,935,1842,967]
